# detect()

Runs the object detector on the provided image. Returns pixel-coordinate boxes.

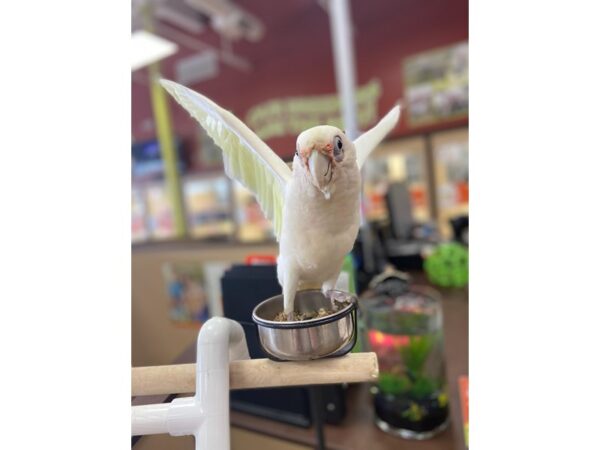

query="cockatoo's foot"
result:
[322,290,337,307]
[322,274,341,299]
[322,286,353,312]
[282,267,299,322]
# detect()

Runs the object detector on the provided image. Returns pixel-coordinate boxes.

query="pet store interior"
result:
[131,0,468,449]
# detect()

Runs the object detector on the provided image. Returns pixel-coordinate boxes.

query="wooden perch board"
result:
[132,352,379,397]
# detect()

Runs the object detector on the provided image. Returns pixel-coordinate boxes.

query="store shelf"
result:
[132,238,276,253]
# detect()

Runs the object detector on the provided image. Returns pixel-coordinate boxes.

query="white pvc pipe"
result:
[328,0,359,140]
[131,403,170,436]
[327,0,375,268]
[131,317,249,450]
[194,317,249,450]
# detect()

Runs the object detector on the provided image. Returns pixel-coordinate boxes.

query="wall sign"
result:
[244,79,382,141]
[162,261,229,326]
[162,262,209,326]
[404,41,468,127]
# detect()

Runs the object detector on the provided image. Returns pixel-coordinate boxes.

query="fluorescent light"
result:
[131,30,178,71]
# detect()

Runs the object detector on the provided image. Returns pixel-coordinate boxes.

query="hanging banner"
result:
[245,79,382,141]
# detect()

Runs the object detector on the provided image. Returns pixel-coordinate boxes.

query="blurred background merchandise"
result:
[131,1,467,449]
[131,0,468,249]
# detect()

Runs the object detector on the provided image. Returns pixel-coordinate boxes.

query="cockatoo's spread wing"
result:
[354,105,402,169]
[160,79,292,240]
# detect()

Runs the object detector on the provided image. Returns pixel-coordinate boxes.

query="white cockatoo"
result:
[161,80,400,317]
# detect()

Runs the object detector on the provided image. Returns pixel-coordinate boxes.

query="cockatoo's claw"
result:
[322,286,338,297]
[322,289,336,308]
[286,312,294,322]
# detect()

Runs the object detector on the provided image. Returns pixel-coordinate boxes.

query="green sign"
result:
[245,79,382,140]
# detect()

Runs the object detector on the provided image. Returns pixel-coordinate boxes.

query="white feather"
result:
[160,79,291,240]
[354,105,402,169]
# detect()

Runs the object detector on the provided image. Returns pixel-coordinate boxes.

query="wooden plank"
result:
[132,353,379,396]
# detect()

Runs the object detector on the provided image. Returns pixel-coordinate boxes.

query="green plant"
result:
[393,312,430,334]
[410,376,437,399]
[401,335,434,375]
[377,335,445,400]
[402,402,427,422]
[378,372,411,395]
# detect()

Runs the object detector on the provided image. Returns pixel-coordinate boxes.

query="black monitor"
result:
[221,264,346,427]
[385,181,414,240]
[132,137,186,181]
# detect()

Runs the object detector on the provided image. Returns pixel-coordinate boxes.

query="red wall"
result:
[132,0,468,168]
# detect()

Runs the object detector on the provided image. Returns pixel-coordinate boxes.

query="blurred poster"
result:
[162,262,209,326]
[132,189,148,242]
[432,130,469,238]
[146,184,176,239]
[404,41,468,127]
[362,151,431,222]
[362,158,390,222]
[436,142,469,209]
[232,181,273,242]
[183,177,234,239]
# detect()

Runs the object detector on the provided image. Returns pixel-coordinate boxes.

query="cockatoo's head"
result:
[294,125,356,199]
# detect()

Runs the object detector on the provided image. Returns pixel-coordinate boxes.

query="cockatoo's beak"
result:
[307,147,334,200]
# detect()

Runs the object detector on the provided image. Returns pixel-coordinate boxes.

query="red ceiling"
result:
[132,0,468,167]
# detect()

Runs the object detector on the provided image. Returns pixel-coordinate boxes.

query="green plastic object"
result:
[424,242,468,288]
[341,253,357,295]
[338,254,363,353]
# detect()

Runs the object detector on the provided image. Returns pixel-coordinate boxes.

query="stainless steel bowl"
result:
[252,289,358,361]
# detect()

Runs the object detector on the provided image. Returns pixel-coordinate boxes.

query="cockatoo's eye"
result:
[333,135,343,161]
